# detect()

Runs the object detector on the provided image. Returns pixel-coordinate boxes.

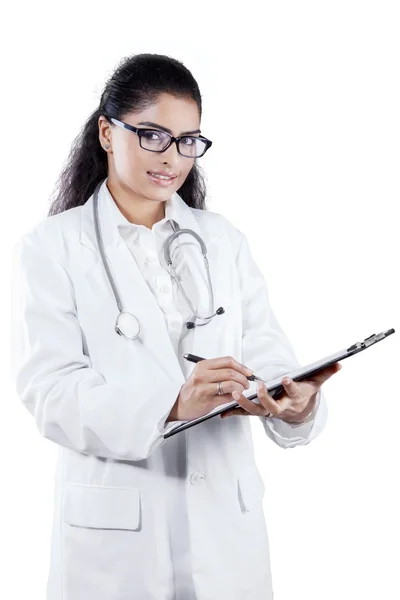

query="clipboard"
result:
[163,328,395,439]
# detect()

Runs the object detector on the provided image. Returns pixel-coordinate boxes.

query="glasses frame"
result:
[103,114,213,158]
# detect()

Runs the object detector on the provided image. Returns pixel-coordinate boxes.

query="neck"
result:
[106,179,166,229]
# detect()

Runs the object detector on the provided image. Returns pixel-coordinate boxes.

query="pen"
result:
[182,353,264,382]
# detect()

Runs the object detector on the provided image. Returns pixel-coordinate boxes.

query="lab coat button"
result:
[145,255,157,264]
[160,285,170,293]
[190,472,205,485]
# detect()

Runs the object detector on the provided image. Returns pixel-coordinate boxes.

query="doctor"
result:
[10,53,340,600]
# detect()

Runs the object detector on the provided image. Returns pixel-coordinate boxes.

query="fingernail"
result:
[244,366,253,375]
[257,381,264,392]
[232,391,240,400]
[284,378,291,385]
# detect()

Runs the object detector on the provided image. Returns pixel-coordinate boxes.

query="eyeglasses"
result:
[103,114,213,158]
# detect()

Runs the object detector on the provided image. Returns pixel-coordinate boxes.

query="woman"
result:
[10,53,340,600]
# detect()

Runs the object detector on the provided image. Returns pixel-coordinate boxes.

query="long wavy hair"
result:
[47,53,208,217]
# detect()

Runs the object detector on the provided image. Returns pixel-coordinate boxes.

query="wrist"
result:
[280,393,320,425]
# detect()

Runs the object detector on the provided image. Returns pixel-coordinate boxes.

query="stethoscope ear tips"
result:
[186,306,225,329]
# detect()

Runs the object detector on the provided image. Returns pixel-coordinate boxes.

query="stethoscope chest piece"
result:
[115,311,141,339]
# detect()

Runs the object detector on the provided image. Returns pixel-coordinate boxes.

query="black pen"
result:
[182,353,264,382]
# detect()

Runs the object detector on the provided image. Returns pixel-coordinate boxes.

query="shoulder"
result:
[13,205,83,258]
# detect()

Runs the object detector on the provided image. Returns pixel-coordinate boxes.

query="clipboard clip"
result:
[347,330,393,352]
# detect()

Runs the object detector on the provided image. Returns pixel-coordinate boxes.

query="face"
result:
[98,93,201,203]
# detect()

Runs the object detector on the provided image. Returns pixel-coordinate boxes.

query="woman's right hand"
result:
[167,356,253,422]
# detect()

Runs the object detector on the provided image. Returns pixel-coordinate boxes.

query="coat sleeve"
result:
[9,232,185,462]
[235,230,328,449]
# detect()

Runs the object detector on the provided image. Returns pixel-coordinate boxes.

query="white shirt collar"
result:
[102,177,181,237]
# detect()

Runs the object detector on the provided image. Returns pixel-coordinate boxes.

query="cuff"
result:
[156,392,189,437]
[262,390,327,448]
[158,417,187,436]
[135,379,185,456]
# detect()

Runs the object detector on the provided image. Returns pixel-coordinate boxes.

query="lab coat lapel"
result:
[158,185,231,362]
[79,179,225,380]
[174,224,229,361]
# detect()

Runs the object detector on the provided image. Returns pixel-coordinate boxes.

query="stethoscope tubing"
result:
[92,180,220,339]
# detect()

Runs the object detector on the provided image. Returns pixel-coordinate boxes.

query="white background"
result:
[1,1,399,599]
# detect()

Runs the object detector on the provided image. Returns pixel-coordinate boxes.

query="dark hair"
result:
[47,53,208,217]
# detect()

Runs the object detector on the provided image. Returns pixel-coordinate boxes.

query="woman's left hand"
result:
[221,362,342,422]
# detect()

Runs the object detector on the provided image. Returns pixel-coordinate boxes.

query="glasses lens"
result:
[178,137,207,158]
[140,130,171,151]
[140,130,208,157]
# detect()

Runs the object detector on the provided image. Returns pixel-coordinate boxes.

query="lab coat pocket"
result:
[237,466,266,513]
[62,484,147,597]
[63,483,141,530]
[236,467,270,567]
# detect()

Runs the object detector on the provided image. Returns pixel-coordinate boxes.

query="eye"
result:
[181,137,195,146]
[142,130,163,141]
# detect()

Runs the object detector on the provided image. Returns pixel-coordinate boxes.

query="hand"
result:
[220,362,342,421]
[166,356,253,422]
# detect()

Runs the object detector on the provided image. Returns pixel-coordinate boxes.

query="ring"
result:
[217,381,224,395]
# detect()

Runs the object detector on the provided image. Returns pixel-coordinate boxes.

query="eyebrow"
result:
[137,121,201,136]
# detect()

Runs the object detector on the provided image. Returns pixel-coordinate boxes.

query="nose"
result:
[160,140,182,166]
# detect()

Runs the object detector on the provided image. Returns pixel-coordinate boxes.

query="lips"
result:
[147,172,177,187]
[147,171,177,179]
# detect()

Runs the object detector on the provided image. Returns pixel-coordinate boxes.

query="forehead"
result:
[126,93,200,135]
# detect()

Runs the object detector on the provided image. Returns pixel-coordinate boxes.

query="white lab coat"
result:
[10,179,328,600]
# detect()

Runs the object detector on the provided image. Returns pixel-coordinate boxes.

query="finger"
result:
[281,377,302,399]
[281,362,342,391]
[205,379,248,398]
[231,390,270,416]
[207,368,250,390]
[307,362,342,385]
[220,408,248,419]
[206,356,253,377]
[255,381,291,416]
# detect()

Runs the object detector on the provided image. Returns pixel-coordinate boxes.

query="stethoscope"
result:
[92,181,225,340]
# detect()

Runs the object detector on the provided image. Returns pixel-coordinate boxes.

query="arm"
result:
[235,231,328,448]
[9,232,184,462]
